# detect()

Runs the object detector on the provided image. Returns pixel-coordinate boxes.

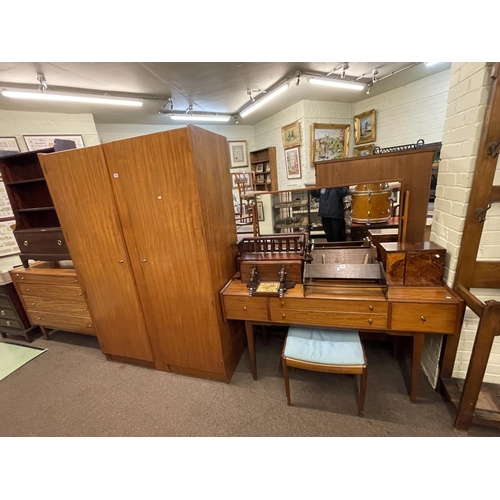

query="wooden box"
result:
[239,259,303,284]
[378,241,446,286]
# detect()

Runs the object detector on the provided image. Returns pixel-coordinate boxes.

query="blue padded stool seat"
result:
[284,326,364,366]
[281,326,368,416]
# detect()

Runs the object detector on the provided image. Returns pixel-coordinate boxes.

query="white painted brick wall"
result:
[428,62,500,386]
[354,70,451,149]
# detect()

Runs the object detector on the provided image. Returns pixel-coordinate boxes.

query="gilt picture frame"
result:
[281,121,301,149]
[228,140,248,168]
[354,109,376,145]
[311,123,350,164]
[353,144,375,157]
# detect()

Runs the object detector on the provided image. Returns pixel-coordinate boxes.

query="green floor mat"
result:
[0,342,46,381]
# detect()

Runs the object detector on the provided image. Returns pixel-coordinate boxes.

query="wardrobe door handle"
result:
[420,316,426,322]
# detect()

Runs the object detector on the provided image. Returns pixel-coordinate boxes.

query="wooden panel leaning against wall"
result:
[38,125,245,382]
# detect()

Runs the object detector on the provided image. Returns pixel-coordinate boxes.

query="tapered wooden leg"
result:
[358,367,368,416]
[454,302,500,434]
[245,321,257,380]
[392,336,400,358]
[40,325,50,340]
[282,356,291,405]
[410,333,424,403]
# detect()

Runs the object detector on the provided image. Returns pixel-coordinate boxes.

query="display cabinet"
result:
[0,139,76,268]
[249,147,278,192]
[271,190,310,234]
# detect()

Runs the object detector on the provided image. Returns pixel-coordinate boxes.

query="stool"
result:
[281,327,368,416]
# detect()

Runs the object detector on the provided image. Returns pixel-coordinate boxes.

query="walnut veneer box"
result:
[9,261,96,339]
[378,241,446,286]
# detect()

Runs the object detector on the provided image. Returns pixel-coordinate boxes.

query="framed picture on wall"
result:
[0,137,21,154]
[354,109,376,145]
[23,134,85,151]
[257,200,265,221]
[285,146,301,179]
[281,121,301,149]
[311,123,350,163]
[228,140,248,168]
[353,144,375,157]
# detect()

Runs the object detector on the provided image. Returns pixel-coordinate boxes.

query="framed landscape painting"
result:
[281,121,301,149]
[311,123,350,164]
[354,109,376,145]
[354,144,375,157]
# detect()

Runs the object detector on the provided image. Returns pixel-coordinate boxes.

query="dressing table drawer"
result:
[224,296,268,321]
[391,303,458,333]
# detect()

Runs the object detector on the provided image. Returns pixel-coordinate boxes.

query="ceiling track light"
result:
[1,89,144,107]
[308,76,365,91]
[165,105,231,122]
[239,81,290,118]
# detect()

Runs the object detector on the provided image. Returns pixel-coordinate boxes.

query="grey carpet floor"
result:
[0,329,499,437]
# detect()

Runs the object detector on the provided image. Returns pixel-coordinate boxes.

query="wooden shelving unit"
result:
[250,147,278,192]
[0,139,76,267]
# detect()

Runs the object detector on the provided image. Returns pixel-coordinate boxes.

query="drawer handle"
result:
[74,280,78,283]
[119,259,124,264]
[37,317,41,320]
[282,313,286,319]
[281,301,285,307]
[142,259,147,263]
[57,240,63,246]
[368,319,373,324]
[20,277,25,280]
[369,306,373,311]
[0,311,4,316]
[420,316,426,322]
[23,240,29,246]
[78,293,82,296]
[26,288,30,292]
[243,306,247,311]
[88,324,92,328]
[84,308,88,312]
[6,320,11,326]
[31,303,35,306]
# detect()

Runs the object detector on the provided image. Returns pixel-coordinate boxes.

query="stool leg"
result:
[282,356,291,406]
[358,366,368,417]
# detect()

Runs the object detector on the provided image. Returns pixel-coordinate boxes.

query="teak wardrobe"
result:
[38,125,246,382]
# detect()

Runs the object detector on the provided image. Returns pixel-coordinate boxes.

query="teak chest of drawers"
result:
[221,279,465,403]
[10,261,96,338]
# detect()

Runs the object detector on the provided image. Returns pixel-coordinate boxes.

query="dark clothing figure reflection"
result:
[311,187,349,242]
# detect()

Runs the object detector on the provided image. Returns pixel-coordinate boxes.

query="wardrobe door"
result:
[102,129,224,376]
[39,146,154,362]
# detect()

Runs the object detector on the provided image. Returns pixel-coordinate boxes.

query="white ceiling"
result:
[0,62,451,126]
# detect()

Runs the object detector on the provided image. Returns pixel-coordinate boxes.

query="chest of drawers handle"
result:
[281,301,285,307]
[282,313,286,319]
[420,316,426,322]
[368,318,372,324]
[243,306,247,311]
[23,241,29,246]
[6,320,11,326]
[369,306,373,311]
[57,240,63,246]
[0,310,4,316]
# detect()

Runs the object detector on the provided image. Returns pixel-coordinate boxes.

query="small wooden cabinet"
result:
[250,147,278,191]
[10,261,96,338]
[0,140,76,268]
